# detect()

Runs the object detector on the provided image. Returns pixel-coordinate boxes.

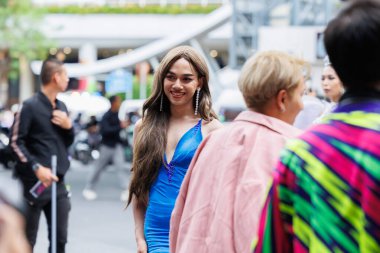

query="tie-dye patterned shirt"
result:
[253,99,380,253]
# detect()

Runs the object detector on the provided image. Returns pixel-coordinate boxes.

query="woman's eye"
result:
[166,75,176,81]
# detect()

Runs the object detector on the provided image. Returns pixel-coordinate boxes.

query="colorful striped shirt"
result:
[253,100,380,253]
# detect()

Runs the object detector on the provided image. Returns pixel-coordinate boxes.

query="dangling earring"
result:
[340,86,345,96]
[194,88,200,116]
[160,94,163,112]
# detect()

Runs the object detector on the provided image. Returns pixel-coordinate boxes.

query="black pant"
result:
[25,194,71,253]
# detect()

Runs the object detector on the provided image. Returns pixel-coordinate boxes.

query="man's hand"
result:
[52,110,72,129]
[34,165,59,187]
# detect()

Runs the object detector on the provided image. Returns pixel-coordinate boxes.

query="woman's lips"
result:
[170,91,185,98]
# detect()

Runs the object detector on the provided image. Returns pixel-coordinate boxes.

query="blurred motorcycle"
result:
[0,127,16,170]
[71,116,102,165]
[71,129,101,165]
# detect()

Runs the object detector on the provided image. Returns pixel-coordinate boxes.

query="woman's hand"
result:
[136,239,147,253]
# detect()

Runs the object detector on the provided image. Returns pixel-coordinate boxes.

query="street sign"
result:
[105,69,133,98]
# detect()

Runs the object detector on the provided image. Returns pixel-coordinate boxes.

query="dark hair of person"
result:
[40,58,64,85]
[324,0,380,89]
[109,95,118,105]
[127,46,218,206]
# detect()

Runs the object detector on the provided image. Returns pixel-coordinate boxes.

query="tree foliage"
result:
[0,0,52,80]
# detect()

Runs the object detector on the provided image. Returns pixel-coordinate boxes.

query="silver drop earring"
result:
[160,94,163,112]
[194,88,200,116]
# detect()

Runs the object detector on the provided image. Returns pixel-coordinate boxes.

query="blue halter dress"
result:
[144,119,203,253]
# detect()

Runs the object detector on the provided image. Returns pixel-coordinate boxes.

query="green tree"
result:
[0,0,52,104]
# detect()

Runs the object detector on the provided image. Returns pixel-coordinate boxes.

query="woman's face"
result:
[284,80,306,125]
[163,58,201,111]
[321,66,343,102]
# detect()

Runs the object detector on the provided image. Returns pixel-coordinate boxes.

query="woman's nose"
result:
[173,78,182,88]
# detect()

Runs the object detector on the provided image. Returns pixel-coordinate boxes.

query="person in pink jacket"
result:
[170,51,307,253]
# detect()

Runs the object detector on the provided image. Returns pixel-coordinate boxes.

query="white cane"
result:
[51,155,57,253]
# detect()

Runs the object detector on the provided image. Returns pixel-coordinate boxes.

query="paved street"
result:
[0,160,137,253]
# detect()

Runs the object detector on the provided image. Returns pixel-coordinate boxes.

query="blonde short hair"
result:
[238,51,309,109]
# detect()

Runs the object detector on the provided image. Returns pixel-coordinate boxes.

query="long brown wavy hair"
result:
[127,46,218,206]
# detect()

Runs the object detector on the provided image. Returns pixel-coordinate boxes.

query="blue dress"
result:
[144,119,203,253]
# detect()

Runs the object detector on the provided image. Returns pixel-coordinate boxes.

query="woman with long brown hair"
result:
[127,46,222,253]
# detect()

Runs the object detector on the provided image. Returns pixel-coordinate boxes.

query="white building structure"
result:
[26,0,342,103]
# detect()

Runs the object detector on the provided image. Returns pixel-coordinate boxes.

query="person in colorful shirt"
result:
[253,1,380,253]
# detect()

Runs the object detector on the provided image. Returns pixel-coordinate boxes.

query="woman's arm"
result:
[132,196,147,253]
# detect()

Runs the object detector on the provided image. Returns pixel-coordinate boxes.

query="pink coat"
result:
[170,110,301,253]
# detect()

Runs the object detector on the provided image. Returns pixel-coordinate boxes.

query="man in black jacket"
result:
[11,58,74,253]
[82,95,129,201]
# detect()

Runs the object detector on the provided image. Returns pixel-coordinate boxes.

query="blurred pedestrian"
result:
[82,95,129,201]
[170,51,306,253]
[127,46,222,253]
[313,56,345,123]
[85,115,101,150]
[10,58,74,253]
[321,56,344,104]
[254,1,380,252]
[72,112,83,134]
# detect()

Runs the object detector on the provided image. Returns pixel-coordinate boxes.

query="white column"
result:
[19,56,34,103]
[78,43,97,92]
[137,61,150,99]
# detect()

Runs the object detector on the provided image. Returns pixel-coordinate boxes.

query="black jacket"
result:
[11,91,74,181]
[100,109,123,147]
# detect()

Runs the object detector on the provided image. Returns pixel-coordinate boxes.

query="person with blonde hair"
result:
[127,46,222,253]
[170,50,306,253]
